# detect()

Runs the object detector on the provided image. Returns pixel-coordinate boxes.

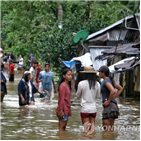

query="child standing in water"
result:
[56,68,72,131]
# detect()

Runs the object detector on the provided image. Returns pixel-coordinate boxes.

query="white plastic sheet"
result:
[71,53,92,67]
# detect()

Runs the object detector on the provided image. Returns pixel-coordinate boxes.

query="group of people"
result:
[18,53,35,77]
[0,50,23,81]
[18,63,56,106]
[1,53,123,133]
[1,51,36,80]
[1,51,15,81]
[56,65,123,133]
[0,51,16,102]
[0,52,40,102]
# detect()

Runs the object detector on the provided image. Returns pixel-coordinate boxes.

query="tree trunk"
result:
[84,2,90,22]
[58,5,63,28]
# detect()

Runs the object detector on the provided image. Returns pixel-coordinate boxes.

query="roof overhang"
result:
[86,13,140,41]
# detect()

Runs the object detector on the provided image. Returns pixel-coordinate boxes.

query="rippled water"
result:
[1,74,140,140]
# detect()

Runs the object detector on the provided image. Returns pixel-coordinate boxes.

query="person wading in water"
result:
[56,68,72,131]
[76,68,100,134]
[98,65,123,131]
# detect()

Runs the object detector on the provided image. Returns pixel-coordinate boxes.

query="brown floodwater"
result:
[1,74,140,140]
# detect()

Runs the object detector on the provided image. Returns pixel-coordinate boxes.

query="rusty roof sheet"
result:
[102,43,140,55]
[114,58,140,71]
[89,33,107,42]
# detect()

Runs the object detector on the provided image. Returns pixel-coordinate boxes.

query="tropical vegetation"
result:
[1,0,140,75]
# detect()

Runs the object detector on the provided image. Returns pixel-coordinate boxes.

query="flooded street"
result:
[1,74,140,140]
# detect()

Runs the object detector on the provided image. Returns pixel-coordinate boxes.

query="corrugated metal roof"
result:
[102,43,140,55]
[89,33,107,42]
[114,58,140,70]
[132,60,140,67]
[86,13,140,41]
[132,43,140,48]
[89,30,128,42]
[108,30,127,41]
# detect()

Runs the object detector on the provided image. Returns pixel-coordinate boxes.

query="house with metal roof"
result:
[83,13,140,97]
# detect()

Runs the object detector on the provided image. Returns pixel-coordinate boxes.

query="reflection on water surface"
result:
[1,75,140,140]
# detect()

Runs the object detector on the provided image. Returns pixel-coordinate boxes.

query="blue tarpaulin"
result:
[62,61,76,68]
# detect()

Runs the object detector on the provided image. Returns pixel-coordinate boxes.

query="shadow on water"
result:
[1,74,140,140]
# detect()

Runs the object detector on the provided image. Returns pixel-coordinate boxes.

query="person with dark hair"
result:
[10,51,14,60]
[8,51,14,61]
[3,53,8,62]
[56,68,72,131]
[18,71,43,106]
[28,53,35,67]
[76,70,100,134]
[98,65,123,131]
[9,60,15,82]
[1,71,7,102]
[38,63,56,100]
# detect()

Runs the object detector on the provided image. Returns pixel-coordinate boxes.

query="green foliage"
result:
[1,1,140,77]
